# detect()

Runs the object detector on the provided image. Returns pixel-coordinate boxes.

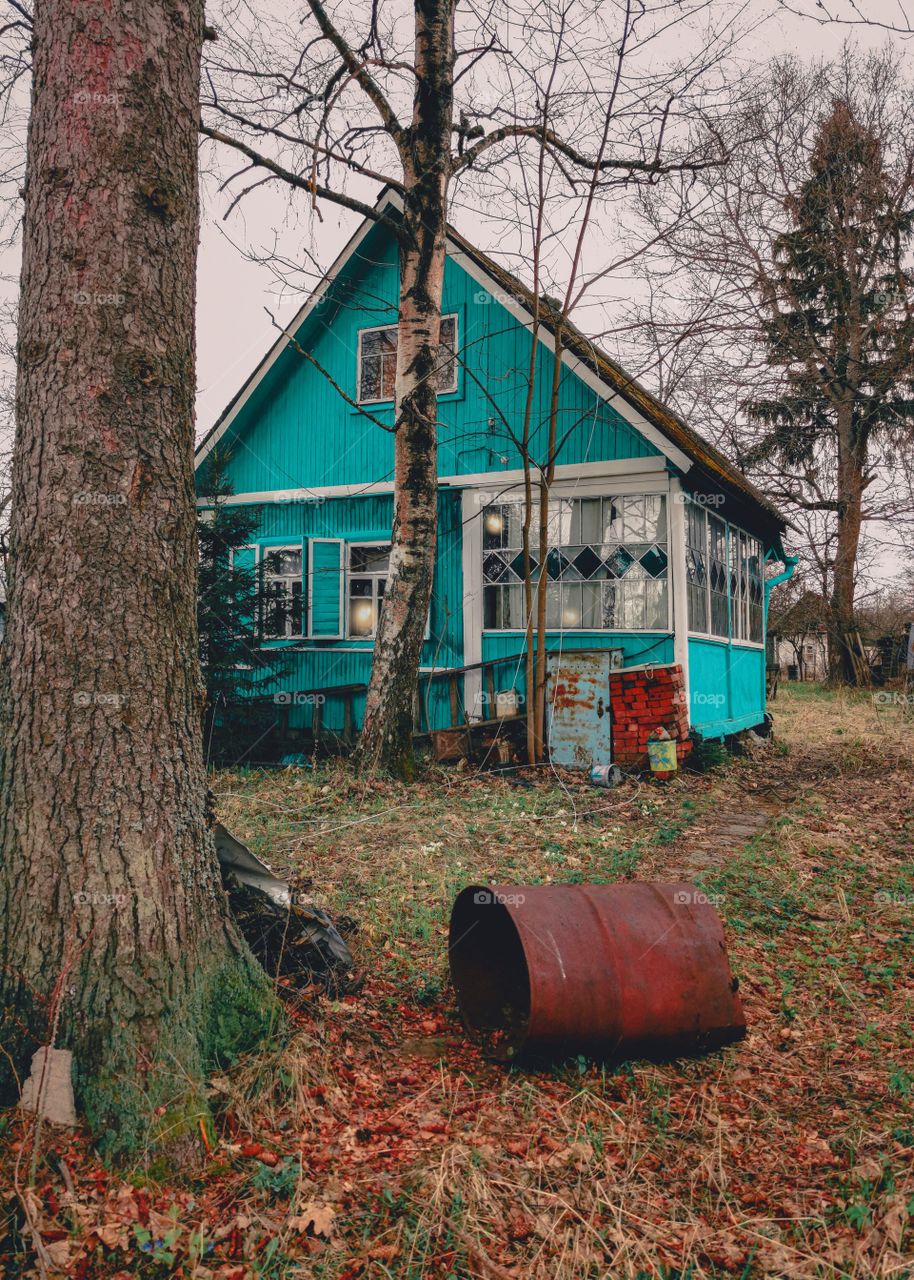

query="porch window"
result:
[262,547,303,638]
[727,529,764,644]
[708,515,729,637]
[482,495,668,631]
[691,509,762,645]
[358,315,458,403]
[685,503,708,632]
[747,536,764,642]
[348,543,390,637]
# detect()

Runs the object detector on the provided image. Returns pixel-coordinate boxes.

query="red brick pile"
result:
[609,663,692,767]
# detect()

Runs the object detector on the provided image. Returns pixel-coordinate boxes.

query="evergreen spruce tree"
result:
[197,450,282,763]
[747,99,914,680]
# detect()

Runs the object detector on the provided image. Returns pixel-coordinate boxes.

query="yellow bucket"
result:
[647,738,678,772]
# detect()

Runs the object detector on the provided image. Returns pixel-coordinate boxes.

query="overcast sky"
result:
[193,1,903,435]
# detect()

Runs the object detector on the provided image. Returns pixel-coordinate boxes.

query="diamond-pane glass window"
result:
[483,552,510,583]
[572,546,603,579]
[481,494,667,631]
[641,545,669,578]
[605,546,634,578]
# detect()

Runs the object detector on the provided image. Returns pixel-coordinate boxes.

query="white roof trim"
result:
[196,456,669,507]
[195,190,402,467]
[195,186,692,474]
[446,247,691,473]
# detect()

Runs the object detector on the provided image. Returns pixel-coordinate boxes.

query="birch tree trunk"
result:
[0,0,274,1157]
[354,0,455,777]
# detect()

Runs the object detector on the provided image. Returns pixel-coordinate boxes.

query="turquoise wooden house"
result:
[195,190,794,759]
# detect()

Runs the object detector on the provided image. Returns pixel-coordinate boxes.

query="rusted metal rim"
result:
[449,882,746,1062]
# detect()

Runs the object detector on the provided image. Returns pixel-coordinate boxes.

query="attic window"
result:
[358,316,458,403]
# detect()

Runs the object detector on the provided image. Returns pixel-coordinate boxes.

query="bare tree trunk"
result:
[354,0,454,777]
[0,0,274,1157]
[829,408,866,683]
[532,329,565,755]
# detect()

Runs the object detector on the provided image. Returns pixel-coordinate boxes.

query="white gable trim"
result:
[195,186,693,475]
[445,247,692,472]
[195,194,398,468]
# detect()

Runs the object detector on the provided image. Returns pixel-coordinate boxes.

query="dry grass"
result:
[3,685,913,1278]
[774,680,914,765]
[202,684,914,1278]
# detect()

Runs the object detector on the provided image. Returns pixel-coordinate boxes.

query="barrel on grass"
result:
[448,882,745,1061]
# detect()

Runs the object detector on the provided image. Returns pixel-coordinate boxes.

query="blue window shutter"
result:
[308,539,345,639]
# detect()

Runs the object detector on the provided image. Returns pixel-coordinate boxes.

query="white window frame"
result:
[346,540,391,639]
[683,503,767,650]
[261,543,305,640]
[684,500,709,636]
[356,313,459,405]
[706,511,730,641]
[480,491,672,635]
[742,529,765,647]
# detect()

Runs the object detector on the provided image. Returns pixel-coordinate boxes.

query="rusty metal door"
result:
[545,650,613,769]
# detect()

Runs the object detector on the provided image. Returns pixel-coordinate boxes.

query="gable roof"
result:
[196,190,787,534]
[769,590,830,632]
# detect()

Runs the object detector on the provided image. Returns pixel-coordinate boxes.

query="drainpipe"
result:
[765,553,799,599]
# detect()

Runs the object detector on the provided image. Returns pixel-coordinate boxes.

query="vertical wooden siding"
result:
[206,221,661,497]
[688,637,766,736]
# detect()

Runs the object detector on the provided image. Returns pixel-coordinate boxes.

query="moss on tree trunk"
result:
[0,0,278,1160]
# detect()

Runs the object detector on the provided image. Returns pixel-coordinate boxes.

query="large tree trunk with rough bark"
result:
[354,0,454,777]
[0,0,274,1158]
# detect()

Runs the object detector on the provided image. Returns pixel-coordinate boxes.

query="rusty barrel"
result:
[448,882,746,1060]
